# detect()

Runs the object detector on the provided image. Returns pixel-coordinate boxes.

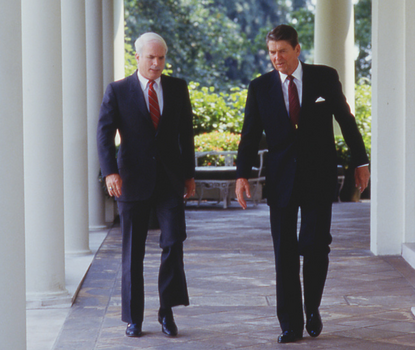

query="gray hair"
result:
[134,32,168,55]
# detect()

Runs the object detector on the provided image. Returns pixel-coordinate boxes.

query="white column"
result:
[102,0,117,223]
[314,0,355,118]
[114,0,125,81]
[371,0,405,255]
[22,0,69,304]
[62,0,90,254]
[103,0,115,88]
[403,0,415,247]
[0,2,27,349]
[86,0,106,229]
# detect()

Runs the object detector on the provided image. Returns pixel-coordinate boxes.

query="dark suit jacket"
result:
[97,71,195,202]
[236,63,369,207]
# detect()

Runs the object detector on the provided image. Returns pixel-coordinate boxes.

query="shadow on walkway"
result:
[53,201,415,349]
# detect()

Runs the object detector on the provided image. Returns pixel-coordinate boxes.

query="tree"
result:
[287,1,315,63]
[355,0,372,79]
[209,0,291,82]
[125,0,247,89]
[124,0,372,87]
[124,0,298,87]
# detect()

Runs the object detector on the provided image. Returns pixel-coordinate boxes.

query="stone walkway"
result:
[52,201,415,349]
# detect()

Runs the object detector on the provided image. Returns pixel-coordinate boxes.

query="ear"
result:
[135,52,140,64]
[295,44,301,57]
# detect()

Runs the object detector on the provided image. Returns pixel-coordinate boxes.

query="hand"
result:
[354,165,370,193]
[105,174,122,197]
[184,178,196,199]
[235,178,251,210]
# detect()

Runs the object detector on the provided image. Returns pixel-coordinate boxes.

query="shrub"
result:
[336,79,371,169]
[194,131,240,166]
[189,82,247,136]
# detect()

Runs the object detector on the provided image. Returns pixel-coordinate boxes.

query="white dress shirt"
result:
[137,71,164,114]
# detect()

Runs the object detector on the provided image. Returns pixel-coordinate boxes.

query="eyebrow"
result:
[269,49,287,53]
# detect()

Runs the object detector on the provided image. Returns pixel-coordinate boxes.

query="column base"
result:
[402,243,415,270]
[26,289,71,309]
[65,249,92,256]
[89,224,108,231]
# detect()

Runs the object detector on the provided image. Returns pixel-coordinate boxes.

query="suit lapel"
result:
[158,75,171,131]
[128,71,153,127]
[266,70,290,123]
[300,62,316,118]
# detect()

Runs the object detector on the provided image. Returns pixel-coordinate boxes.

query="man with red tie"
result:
[97,32,195,338]
[236,25,370,343]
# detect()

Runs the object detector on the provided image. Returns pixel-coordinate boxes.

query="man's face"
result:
[268,40,300,75]
[135,40,166,80]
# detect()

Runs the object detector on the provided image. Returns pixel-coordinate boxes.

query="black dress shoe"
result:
[306,310,323,337]
[278,330,303,343]
[158,313,178,336]
[125,323,142,337]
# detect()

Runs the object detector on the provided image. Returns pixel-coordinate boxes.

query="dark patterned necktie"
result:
[148,80,160,129]
[288,75,300,130]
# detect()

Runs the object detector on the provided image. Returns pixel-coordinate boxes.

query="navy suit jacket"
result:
[236,63,369,207]
[97,71,195,202]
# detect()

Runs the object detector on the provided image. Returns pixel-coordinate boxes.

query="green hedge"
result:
[194,131,240,166]
[189,82,246,136]
[336,79,372,169]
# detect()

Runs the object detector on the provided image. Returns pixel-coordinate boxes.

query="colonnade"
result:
[313,0,415,263]
[0,1,124,348]
[2,0,415,349]
[371,0,415,259]
[0,2,26,348]
[314,0,355,115]
[23,0,68,305]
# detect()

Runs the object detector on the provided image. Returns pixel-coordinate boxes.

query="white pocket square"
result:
[315,97,325,103]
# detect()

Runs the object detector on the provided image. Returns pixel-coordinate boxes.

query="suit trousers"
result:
[117,167,189,324]
[269,188,332,333]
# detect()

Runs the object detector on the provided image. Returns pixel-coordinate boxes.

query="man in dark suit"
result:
[236,25,370,343]
[97,32,195,338]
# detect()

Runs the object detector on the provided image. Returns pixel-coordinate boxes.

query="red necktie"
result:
[148,80,160,129]
[288,75,300,130]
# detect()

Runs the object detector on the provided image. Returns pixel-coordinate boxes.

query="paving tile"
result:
[53,201,415,350]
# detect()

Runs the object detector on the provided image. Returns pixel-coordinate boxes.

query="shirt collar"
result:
[279,60,302,83]
[137,70,161,89]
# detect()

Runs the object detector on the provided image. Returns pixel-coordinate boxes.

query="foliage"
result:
[125,0,246,89]
[124,0,372,89]
[354,79,372,155]
[355,0,372,80]
[210,0,290,82]
[194,131,240,165]
[124,39,136,77]
[287,5,315,63]
[189,82,247,135]
[195,130,240,152]
[335,79,372,169]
